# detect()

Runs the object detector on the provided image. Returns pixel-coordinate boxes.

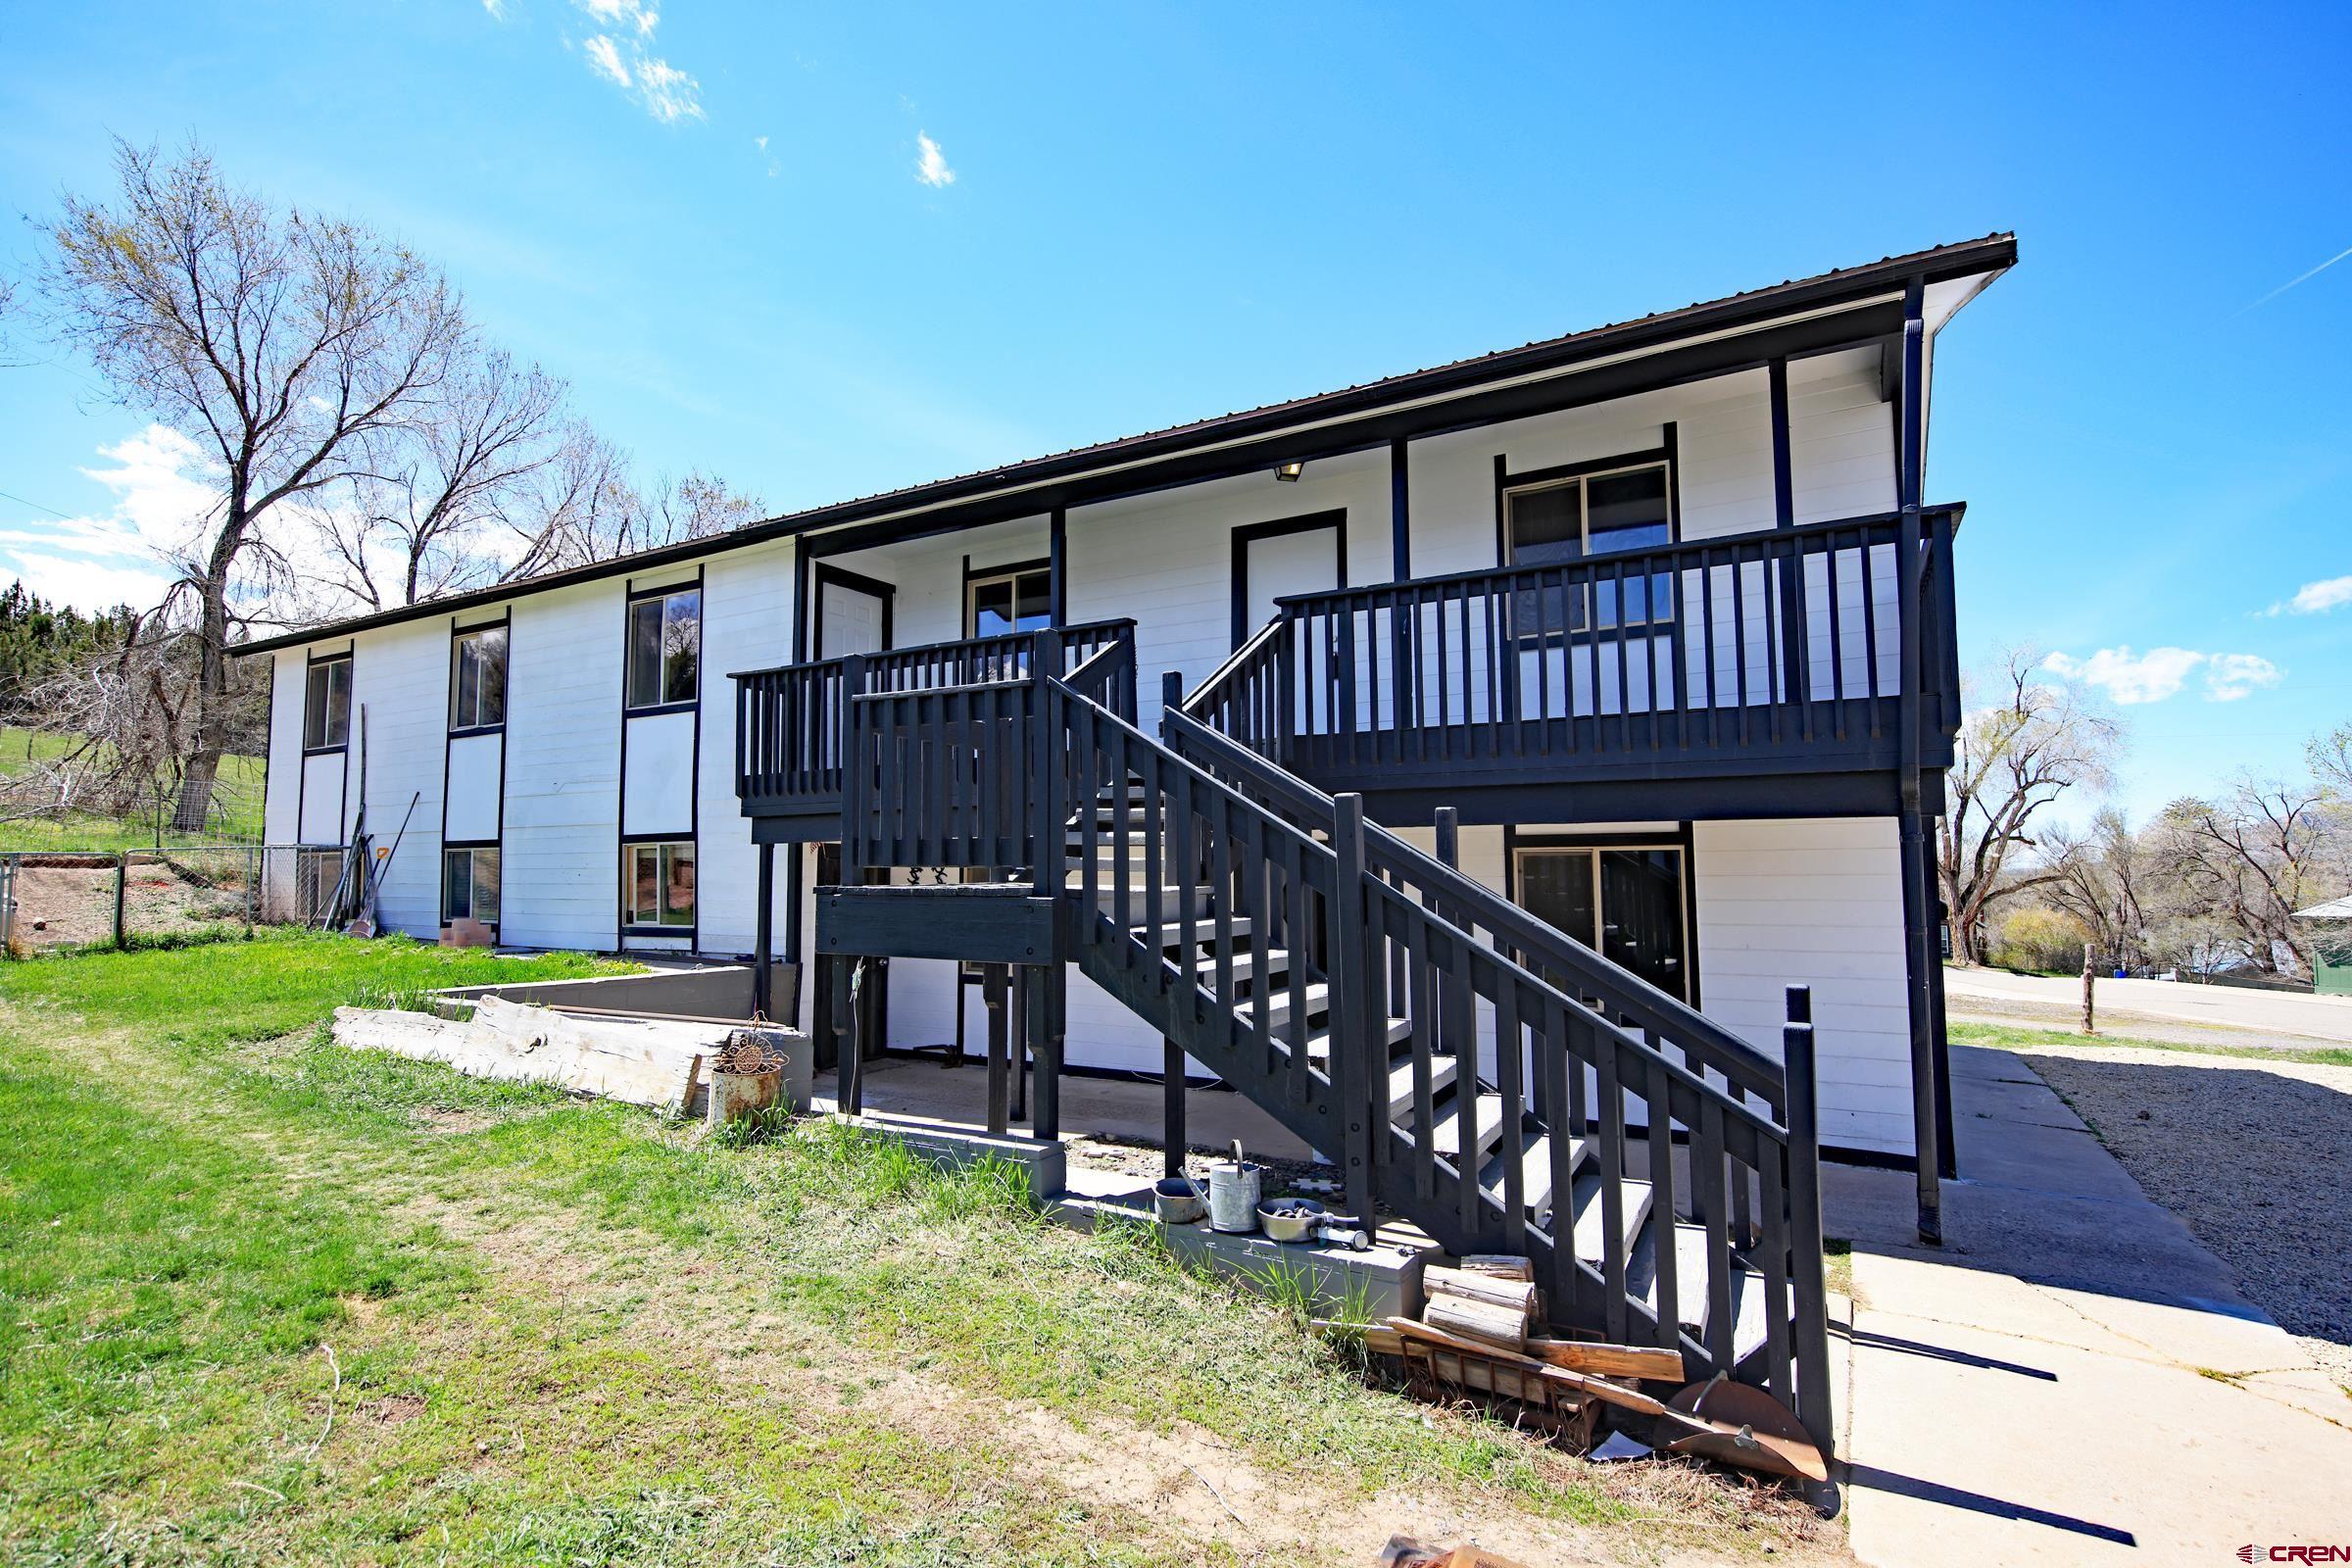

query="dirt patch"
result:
[2024,1045,2352,1391]
[9,861,252,951]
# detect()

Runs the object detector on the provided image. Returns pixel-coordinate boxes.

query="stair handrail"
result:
[1164,695,1788,1110]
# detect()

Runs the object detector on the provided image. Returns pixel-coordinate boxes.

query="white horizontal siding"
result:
[695,539,798,956]
[501,579,623,951]
[1692,816,1914,1156]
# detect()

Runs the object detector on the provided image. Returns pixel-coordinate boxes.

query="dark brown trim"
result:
[1049,506,1068,625]
[1768,358,1795,528]
[1231,509,1347,648]
[1389,438,1410,581]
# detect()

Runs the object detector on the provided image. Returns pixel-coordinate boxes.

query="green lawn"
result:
[1950,1018,2352,1070]
[0,724,268,852]
[0,932,1817,1566]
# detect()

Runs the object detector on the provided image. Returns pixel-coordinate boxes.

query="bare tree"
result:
[500,437,763,574]
[2311,721,2352,799]
[316,348,568,609]
[1936,649,2122,963]
[2043,807,2154,969]
[36,138,466,828]
[2155,783,2340,976]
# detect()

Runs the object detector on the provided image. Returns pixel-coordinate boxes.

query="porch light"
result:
[1276,460,1304,482]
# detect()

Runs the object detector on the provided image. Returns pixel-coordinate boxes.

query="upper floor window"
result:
[304,654,352,751]
[966,562,1052,638]
[1503,458,1674,634]
[625,586,700,710]
[450,624,508,732]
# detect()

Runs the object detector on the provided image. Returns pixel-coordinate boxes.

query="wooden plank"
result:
[1384,1316,1667,1415]
[1521,1338,1685,1382]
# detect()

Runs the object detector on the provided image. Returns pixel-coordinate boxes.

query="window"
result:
[1502,459,1674,635]
[625,587,700,710]
[443,846,501,924]
[304,655,353,750]
[450,624,508,731]
[966,563,1052,638]
[295,848,341,922]
[1515,843,1690,1001]
[623,840,696,930]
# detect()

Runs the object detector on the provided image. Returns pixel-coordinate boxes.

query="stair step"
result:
[1236,982,1330,1033]
[1626,1219,1770,1367]
[1477,1130,1588,1225]
[1381,1052,1458,1120]
[1195,946,1290,984]
[1086,883,1211,923]
[1429,1092,1507,1163]
[1564,1167,1653,1266]
[1134,916,1252,949]
[1300,1016,1416,1065]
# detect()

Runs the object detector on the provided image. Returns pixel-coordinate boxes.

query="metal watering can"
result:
[1205,1140,1264,1234]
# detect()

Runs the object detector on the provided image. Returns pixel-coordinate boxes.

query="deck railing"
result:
[733,619,1137,816]
[1193,507,1961,788]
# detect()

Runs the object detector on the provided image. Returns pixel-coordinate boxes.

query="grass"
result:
[1951,1018,2352,1070]
[0,931,1820,1565]
[0,724,267,852]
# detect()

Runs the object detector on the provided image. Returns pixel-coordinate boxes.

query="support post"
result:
[1433,806,1458,870]
[1331,793,1377,1237]
[753,842,775,1021]
[1892,276,1942,1247]
[2081,942,2097,1036]
[1029,628,1066,1139]
[114,850,129,948]
[1783,985,1836,1457]
[1162,1037,1187,1176]
[834,955,862,1113]
[1389,437,1411,580]
[984,963,1010,1137]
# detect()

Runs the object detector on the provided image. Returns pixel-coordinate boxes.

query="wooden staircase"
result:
[807,623,1835,1450]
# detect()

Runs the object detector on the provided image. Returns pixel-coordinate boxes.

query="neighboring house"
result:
[2294,896,2352,995]
[242,236,2012,1429]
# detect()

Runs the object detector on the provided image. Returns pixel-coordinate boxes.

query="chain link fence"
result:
[0,844,342,956]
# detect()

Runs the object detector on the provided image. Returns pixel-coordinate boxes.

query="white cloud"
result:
[582,33,631,86]
[2203,653,2284,702]
[568,1,702,122]
[755,133,779,176]
[0,424,221,613]
[2265,573,2352,616]
[2044,645,2285,705]
[482,0,507,18]
[915,131,955,188]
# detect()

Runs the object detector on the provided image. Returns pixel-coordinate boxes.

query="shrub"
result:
[1990,905,2092,974]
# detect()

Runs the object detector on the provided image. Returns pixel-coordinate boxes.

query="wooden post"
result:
[984,964,1010,1137]
[1783,985,1836,1457]
[1331,793,1377,1237]
[1029,627,1065,1140]
[1163,1037,1187,1176]
[753,842,775,1021]
[114,851,129,947]
[834,954,862,1113]
[2081,942,2096,1036]
[1434,806,1458,870]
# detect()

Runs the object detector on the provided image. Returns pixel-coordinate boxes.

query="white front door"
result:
[817,574,890,657]
[1235,515,1343,646]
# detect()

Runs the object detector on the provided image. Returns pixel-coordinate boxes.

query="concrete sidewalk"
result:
[1829,1046,2352,1565]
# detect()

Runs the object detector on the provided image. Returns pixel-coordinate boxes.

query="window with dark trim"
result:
[450,624,508,732]
[1513,843,1690,1001]
[625,587,700,710]
[304,655,353,750]
[443,845,501,924]
[965,562,1052,638]
[623,840,696,930]
[1502,458,1675,636]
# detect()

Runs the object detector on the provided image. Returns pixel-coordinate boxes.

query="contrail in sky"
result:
[2233,243,2352,317]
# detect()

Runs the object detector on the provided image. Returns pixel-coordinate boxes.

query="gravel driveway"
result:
[2020,1044,2352,1389]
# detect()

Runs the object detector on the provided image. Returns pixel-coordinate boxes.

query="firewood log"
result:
[1422,1289,1529,1351]
[1458,1254,1536,1282]
[1424,1265,1540,1318]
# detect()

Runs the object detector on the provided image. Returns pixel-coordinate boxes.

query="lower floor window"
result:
[443,846,501,924]
[296,848,340,923]
[1514,843,1690,1000]
[625,840,696,929]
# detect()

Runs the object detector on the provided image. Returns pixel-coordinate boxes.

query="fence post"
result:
[1783,983,1836,1456]
[2081,942,2096,1036]
[1331,793,1377,1237]
[114,851,130,949]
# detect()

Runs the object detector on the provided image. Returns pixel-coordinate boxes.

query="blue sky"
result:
[1,1,2347,819]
